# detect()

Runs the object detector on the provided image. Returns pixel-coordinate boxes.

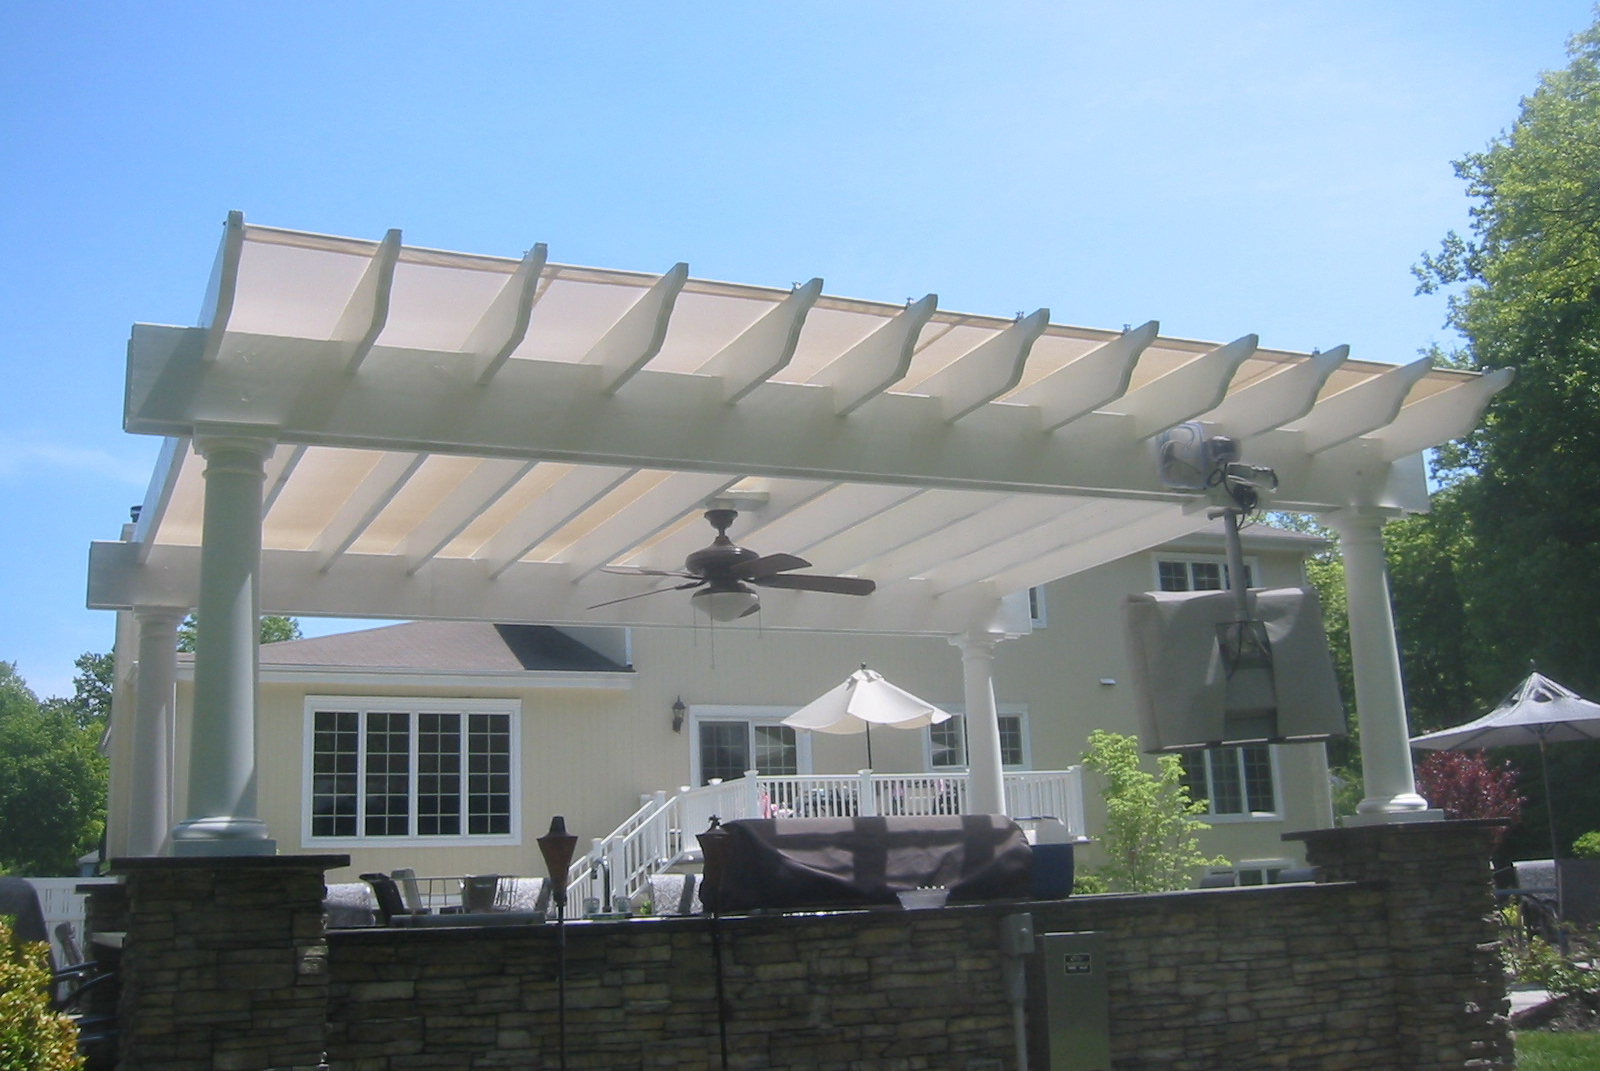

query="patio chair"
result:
[390,868,431,914]
[359,873,414,925]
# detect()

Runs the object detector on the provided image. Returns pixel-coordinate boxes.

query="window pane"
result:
[930,720,964,768]
[1190,562,1224,591]
[753,725,798,776]
[1157,561,1190,591]
[1241,744,1276,813]
[466,712,512,835]
[1208,748,1244,814]
[311,711,359,837]
[364,712,411,836]
[699,721,749,784]
[416,712,461,836]
[1178,751,1208,807]
[998,716,1025,767]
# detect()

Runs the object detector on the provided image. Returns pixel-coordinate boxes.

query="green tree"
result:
[0,663,106,875]
[1412,13,1600,860]
[1415,14,1600,698]
[175,614,302,652]
[1079,730,1225,893]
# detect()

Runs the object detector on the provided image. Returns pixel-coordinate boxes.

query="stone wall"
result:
[110,855,347,1071]
[104,822,1511,1071]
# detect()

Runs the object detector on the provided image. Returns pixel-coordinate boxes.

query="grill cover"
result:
[701,815,1031,912]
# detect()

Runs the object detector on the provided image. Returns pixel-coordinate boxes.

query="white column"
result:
[128,608,182,856]
[171,433,277,854]
[1331,510,1438,823]
[953,631,1007,815]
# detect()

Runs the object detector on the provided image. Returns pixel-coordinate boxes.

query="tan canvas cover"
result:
[1123,586,1347,751]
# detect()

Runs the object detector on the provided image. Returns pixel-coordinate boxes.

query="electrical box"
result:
[1039,931,1110,1071]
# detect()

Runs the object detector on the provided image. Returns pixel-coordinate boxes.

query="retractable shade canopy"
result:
[88,213,1511,636]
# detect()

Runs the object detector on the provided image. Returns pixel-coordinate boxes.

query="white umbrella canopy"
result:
[783,665,952,768]
[1411,671,1600,866]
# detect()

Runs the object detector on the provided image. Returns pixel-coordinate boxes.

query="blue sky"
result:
[1,1,1593,697]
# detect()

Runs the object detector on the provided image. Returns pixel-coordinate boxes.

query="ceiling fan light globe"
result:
[693,586,760,622]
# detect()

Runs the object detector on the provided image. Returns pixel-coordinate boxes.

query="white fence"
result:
[23,877,119,964]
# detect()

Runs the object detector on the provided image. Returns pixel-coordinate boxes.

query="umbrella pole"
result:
[866,724,873,770]
[1538,736,1565,923]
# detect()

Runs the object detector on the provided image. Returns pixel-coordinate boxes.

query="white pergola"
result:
[89,213,1510,855]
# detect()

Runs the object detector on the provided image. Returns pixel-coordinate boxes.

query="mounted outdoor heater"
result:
[1123,423,1347,751]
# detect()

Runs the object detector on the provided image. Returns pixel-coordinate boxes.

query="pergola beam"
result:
[126,324,1421,511]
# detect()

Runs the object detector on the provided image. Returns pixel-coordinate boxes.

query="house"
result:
[89,215,1508,882]
[105,522,1333,884]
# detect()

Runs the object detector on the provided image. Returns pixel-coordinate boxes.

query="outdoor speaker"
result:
[1122,586,1347,751]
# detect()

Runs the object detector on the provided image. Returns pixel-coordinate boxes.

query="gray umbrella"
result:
[1411,671,1600,863]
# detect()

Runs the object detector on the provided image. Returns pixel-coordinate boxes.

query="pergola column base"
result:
[1340,807,1445,827]
[171,815,277,856]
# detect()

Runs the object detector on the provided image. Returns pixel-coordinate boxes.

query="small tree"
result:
[0,915,83,1070]
[1413,750,1524,845]
[1080,730,1226,893]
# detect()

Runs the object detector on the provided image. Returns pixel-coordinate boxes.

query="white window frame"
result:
[688,706,814,787]
[1027,586,1048,627]
[1234,858,1296,886]
[300,696,522,849]
[1179,744,1282,823]
[922,706,1032,772]
[1152,554,1259,593]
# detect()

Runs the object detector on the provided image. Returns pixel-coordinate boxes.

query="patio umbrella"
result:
[783,665,952,768]
[1411,671,1600,863]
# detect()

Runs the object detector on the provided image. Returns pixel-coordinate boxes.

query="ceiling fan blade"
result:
[586,580,704,610]
[753,573,876,596]
[601,565,695,579]
[732,552,811,579]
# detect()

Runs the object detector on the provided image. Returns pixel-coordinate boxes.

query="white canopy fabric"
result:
[783,667,953,735]
[89,213,1512,637]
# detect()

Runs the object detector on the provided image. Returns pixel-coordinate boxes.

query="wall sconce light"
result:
[671,696,687,733]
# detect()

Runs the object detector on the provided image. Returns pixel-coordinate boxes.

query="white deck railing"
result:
[566,766,1086,905]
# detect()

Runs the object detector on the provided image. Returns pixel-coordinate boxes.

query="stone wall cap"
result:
[110,853,351,872]
[1283,818,1509,844]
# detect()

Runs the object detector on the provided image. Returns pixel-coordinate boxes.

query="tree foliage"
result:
[0,662,107,876]
[1412,750,1524,844]
[1414,15,1600,698]
[1406,14,1600,860]
[1079,730,1225,893]
[175,614,302,652]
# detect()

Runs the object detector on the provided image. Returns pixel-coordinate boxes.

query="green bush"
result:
[1079,730,1226,893]
[0,915,82,1070]
[1572,831,1600,859]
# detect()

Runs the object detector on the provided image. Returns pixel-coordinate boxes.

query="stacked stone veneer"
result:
[1288,820,1512,1071]
[105,822,1510,1071]
[111,855,347,1071]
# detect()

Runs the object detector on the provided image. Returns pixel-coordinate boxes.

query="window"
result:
[927,712,1029,770]
[1027,586,1048,627]
[305,698,518,844]
[690,709,811,786]
[1179,745,1278,818]
[1156,557,1254,592]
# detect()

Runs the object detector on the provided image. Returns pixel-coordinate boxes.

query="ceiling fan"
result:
[590,508,876,621]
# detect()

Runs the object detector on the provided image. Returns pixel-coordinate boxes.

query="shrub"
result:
[0,915,83,1070]
[1080,730,1226,893]
[1572,831,1600,859]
